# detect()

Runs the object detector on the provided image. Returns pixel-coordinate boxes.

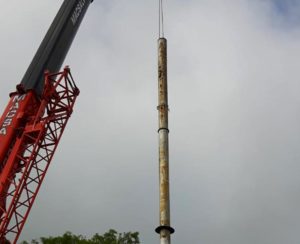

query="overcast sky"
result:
[1,0,300,243]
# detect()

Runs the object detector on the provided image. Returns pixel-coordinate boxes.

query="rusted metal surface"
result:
[156,37,174,244]
[160,228,171,244]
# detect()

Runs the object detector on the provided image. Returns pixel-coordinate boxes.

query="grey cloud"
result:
[0,1,300,243]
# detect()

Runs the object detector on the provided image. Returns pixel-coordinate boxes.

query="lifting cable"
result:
[159,0,165,38]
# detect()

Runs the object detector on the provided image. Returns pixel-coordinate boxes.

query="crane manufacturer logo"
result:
[71,0,86,26]
[0,94,26,136]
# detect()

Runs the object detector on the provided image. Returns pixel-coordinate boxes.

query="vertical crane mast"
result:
[155,2,174,242]
[0,1,92,243]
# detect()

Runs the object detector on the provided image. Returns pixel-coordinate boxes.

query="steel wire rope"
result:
[159,0,165,38]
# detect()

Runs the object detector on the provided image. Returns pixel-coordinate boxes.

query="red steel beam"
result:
[0,67,79,243]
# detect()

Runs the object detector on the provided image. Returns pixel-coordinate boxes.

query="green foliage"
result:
[90,229,139,244]
[22,229,140,244]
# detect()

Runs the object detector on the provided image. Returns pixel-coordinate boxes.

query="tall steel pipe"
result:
[155,37,174,244]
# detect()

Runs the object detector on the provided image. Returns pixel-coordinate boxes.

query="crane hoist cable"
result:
[159,0,165,37]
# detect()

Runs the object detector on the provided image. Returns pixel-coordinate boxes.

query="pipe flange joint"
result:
[158,127,169,133]
[155,225,175,234]
[157,104,169,111]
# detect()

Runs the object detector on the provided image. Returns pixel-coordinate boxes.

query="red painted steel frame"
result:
[0,67,79,243]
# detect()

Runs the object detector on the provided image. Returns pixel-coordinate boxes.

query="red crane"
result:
[0,1,93,242]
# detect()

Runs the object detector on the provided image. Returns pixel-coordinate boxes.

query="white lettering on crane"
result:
[71,0,86,26]
[0,94,26,136]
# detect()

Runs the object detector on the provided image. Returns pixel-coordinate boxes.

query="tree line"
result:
[20,229,140,244]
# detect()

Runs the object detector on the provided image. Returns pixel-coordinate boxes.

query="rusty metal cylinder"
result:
[156,37,174,244]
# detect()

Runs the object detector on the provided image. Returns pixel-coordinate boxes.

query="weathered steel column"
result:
[155,37,174,244]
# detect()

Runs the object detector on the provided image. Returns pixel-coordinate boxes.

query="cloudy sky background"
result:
[1,0,300,243]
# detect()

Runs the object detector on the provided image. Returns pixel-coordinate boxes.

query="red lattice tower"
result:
[0,67,79,243]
